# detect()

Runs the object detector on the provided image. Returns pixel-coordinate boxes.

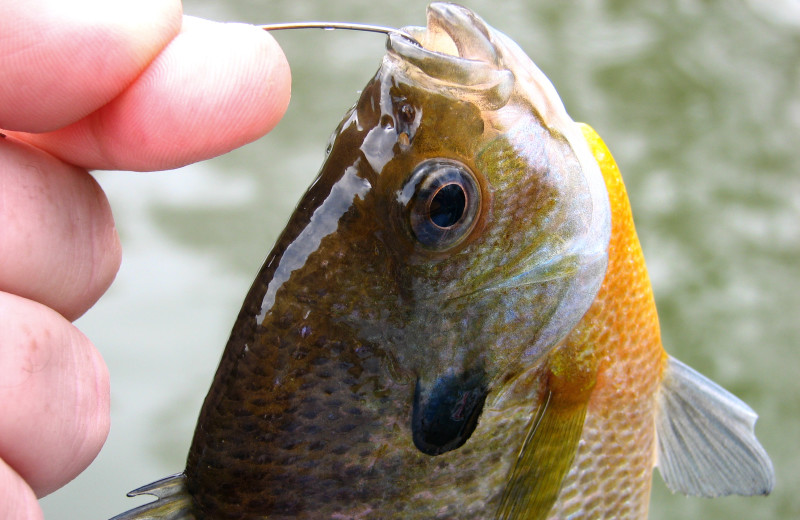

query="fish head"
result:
[258,2,611,455]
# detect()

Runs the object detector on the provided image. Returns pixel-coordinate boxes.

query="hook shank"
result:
[260,22,419,45]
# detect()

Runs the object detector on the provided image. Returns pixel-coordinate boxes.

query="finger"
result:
[0,0,182,132]
[8,16,292,172]
[0,292,110,498]
[0,458,43,520]
[0,135,121,321]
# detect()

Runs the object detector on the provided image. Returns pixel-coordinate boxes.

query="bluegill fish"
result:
[111,3,774,519]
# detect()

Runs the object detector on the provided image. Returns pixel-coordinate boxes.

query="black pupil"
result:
[429,183,466,228]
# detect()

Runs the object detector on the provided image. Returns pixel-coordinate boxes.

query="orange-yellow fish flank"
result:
[544,124,668,518]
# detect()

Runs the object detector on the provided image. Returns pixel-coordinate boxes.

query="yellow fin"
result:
[496,389,588,520]
[497,320,597,520]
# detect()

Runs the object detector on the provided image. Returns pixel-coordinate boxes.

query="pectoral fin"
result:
[655,355,775,497]
[496,377,591,519]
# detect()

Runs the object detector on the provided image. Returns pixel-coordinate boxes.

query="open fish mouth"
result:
[387,3,515,109]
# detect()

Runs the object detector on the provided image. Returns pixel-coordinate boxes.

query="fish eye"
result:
[404,159,481,251]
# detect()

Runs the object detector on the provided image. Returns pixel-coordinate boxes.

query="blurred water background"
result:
[40,0,799,518]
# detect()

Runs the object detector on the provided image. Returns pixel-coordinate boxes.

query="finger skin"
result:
[0,135,121,321]
[0,292,110,497]
[7,16,292,172]
[0,3,291,515]
[0,458,43,520]
[0,0,183,133]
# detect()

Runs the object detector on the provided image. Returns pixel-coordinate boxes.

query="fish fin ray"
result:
[109,473,196,520]
[655,356,775,497]
[496,388,588,520]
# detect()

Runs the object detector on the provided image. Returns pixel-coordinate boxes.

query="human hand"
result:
[0,1,291,518]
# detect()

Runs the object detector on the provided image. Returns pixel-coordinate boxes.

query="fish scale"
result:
[182,141,535,518]
[110,4,772,519]
[545,125,665,519]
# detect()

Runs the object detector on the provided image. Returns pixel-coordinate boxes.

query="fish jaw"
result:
[386,5,514,111]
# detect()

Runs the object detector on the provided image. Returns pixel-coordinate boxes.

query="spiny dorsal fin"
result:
[655,356,775,497]
[109,473,196,520]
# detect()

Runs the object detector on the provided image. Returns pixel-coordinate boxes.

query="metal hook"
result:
[259,22,420,46]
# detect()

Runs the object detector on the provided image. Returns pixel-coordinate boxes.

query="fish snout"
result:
[412,368,488,456]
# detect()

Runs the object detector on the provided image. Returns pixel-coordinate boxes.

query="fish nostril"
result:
[411,370,488,456]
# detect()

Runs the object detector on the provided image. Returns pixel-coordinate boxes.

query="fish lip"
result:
[388,3,497,66]
[386,3,514,108]
[422,2,498,63]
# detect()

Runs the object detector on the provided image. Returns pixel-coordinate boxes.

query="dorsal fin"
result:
[655,356,775,497]
[108,473,195,520]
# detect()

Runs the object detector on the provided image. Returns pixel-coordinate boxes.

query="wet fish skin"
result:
[540,126,664,518]
[183,62,605,518]
[109,3,773,520]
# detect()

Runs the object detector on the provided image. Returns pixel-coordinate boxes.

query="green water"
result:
[41,1,799,518]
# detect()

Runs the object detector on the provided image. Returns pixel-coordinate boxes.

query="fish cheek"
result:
[352,84,502,453]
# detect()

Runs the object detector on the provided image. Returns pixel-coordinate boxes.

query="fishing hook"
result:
[260,22,421,46]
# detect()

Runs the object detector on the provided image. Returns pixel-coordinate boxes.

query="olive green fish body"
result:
[110,4,773,520]
[184,47,604,517]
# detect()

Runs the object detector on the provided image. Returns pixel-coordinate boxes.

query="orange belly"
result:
[546,124,668,519]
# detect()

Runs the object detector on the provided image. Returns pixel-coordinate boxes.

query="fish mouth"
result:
[387,3,514,109]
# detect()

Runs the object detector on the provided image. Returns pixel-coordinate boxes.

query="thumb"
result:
[11,16,292,172]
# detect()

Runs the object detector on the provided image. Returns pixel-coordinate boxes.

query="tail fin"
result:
[109,473,196,520]
[655,356,775,497]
